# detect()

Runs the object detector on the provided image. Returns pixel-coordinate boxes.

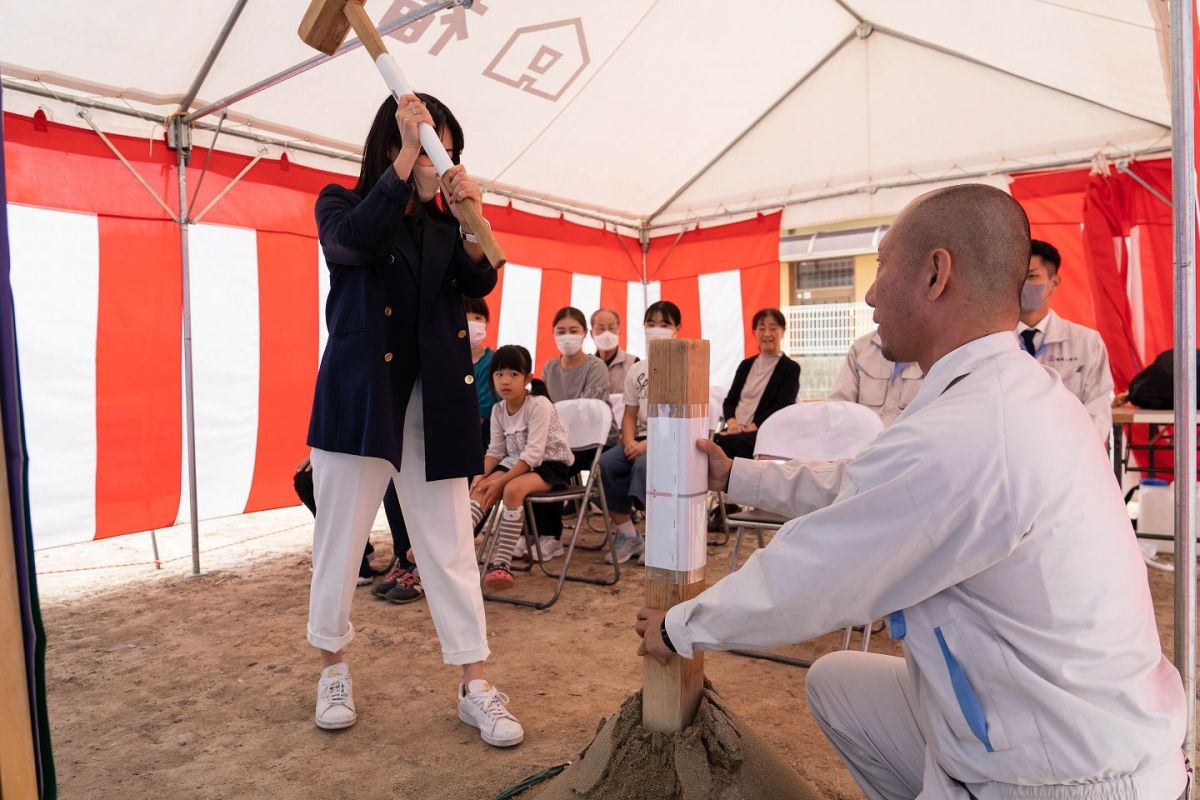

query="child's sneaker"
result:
[385,568,424,604]
[530,536,565,562]
[458,680,523,747]
[604,531,645,565]
[373,564,407,598]
[315,663,356,730]
[483,564,514,591]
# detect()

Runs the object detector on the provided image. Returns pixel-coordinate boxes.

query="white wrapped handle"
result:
[375,54,455,175]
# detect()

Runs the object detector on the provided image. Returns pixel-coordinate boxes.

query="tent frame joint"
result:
[76,107,180,223]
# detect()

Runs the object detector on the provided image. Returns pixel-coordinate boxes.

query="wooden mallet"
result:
[299,0,506,269]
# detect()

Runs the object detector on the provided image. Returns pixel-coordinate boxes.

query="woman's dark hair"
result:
[490,345,533,378]
[552,306,587,329]
[352,93,464,221]
[644,300,682,327]
[464,296,490,322]
[751,308,787,330]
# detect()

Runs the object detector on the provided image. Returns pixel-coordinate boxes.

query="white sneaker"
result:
[530,536,565,562]
[315,664,356,730]
[604,532,644,565]
[511,536,529,560]
[458,680,524,747]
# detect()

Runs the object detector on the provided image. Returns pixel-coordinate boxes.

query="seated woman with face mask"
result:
[541,306,609,403]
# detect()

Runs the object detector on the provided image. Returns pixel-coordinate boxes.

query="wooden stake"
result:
[642,338,709,733]
[0,406,39,797]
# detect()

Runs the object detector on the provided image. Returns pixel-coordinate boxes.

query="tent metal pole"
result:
[1169,0,1197,775]
[171,116,203,579]
[182,0,456,125]
[177,0,250,114]
[873,24,1171,132]
[639,227,650,313]
[0,79,362,165]
[1114,161,1172,208]
[644,146,1173,231]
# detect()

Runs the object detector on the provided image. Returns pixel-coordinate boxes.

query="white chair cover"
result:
[554,399,613,450]
[753,401,883,462]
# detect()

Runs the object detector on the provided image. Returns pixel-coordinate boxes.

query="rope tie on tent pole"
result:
[76,108,180,222]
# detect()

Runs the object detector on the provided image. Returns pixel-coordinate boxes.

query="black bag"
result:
[1127,349,1200,409]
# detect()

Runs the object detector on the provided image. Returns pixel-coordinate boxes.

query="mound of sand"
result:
[529,683,823,800]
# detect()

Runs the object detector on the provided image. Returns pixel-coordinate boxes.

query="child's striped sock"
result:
[492,506,524,569]
[470,499,484,528]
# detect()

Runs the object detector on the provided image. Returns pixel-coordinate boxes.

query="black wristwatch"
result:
[659,618,677,654]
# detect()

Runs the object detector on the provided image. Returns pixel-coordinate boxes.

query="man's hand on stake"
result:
[695,438,733,492]
[635,607,672,666]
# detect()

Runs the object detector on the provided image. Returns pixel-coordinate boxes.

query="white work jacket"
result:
[1017,310,1113,443]
[666,332,1185,800]
[829,330,924,427]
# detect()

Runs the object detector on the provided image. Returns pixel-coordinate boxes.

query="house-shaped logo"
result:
[483,19,589,102]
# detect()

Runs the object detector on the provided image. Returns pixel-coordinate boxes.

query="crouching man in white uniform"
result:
[635,184,1186,800]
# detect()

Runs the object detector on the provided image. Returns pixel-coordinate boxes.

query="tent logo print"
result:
[381,0,488,55]
[483,19,589,101]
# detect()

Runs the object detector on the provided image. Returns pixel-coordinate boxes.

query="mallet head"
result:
[299,0,357,56]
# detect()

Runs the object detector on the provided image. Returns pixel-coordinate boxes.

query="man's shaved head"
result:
[895,184,1031,313]
[867,183,1032,370]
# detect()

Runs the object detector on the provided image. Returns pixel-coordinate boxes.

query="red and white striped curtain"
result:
[2,112,781,549]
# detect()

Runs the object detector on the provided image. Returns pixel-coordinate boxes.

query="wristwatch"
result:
[461,218,492,244]
[659,618,677,654]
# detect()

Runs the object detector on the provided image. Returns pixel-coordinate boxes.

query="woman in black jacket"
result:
[304,92,521,747]
[713,308,801,459]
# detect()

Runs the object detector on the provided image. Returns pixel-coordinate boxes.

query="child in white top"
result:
[470,345,573,590]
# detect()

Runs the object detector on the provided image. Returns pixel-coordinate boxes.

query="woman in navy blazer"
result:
[304,93,522,747]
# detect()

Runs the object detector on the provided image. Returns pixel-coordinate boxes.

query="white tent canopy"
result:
[0,0,1171,230]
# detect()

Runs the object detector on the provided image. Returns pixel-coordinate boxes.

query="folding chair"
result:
[722,400,883,666]
[481,398,620,609]
[578,392,629,537]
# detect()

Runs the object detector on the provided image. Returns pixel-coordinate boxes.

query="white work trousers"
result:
[806,651,971,800]
[306,381,489,665]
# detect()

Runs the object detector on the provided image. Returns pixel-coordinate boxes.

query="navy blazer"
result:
[306,167,497,480]
[722,354,801,427]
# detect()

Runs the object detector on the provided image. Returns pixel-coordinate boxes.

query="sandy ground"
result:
[34,507,1187,800]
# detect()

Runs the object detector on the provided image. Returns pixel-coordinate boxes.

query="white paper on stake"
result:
[645,415,710,574]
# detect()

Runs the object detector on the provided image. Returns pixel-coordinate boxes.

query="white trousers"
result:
[307,381,489,665]
[805,651,970,800]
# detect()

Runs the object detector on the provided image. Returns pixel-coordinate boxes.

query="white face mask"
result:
[644,326,675,341]
[593,331,619,351]
[555,333,584,357]
[468,320,487,348]
[412,164,440,202]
